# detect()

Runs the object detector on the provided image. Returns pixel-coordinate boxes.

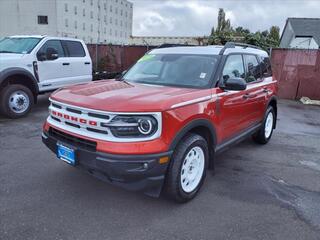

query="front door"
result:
[216,54,253,142]
[37,40,71,91]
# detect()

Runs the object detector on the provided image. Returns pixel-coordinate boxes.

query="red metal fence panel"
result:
[271,49,320,100]
[87,44,150,72]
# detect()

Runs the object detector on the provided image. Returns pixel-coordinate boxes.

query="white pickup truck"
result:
[0,35,92,118]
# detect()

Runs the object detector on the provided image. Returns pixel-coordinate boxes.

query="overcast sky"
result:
[129,0,320,36]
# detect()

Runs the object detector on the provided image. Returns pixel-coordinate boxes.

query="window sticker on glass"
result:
[200,72,207,79]
[138,54,155,62]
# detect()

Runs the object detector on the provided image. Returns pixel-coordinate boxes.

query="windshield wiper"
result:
[0,50,18,53]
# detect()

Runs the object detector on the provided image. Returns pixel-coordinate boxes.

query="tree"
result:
[209,8,233,45]
[269,26,280,43]
[208,8,280,50]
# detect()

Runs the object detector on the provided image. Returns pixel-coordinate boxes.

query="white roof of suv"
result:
[150,45,268,57]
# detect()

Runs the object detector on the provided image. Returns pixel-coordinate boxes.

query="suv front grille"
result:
[49,127,97,151]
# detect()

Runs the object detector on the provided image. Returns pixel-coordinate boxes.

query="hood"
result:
[51,80,212,112]
[0,53,25,60]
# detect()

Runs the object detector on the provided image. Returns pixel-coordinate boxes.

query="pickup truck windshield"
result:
[0,37,41,54]
[123,54,219,88]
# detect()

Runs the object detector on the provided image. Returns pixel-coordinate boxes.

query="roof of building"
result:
[281,18,320,45]
[150,45,268,56]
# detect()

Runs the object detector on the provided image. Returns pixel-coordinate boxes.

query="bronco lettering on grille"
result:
[51,110,98,126]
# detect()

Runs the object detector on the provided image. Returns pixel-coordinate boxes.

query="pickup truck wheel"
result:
[0,84,34,119]
[253,106,275,144]
[164,133,208,203]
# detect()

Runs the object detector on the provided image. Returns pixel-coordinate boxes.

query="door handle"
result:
[62,62,70,66]
[243,93,255,99]
[263,88,270,93]
[84,62,91,65]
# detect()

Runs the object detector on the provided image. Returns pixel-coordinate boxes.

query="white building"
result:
[0,0,133,44]
[129,36,208,46]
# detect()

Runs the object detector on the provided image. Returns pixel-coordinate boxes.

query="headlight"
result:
[102,115,158,138]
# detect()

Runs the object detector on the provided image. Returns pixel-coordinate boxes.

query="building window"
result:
[115,8,118,14]
[90,11,93,19]
[110,17,112,23]
[91,24,93,32]
[90,38,93,43]
[65,3,68,12]
[74,21,77,29]
[120,9,123,16]
[110,28,112,36]
[115,30,117,37]
[110,6,112,12]
[120,31,122,37]
[38,15,48,25]
[83,0,85,3]
[90,0,93,6]
[74,6,77,15]
[120,20,122,27]
[83,23,85,30]
[83,9,85,16]
[115,19,118,25]
[104,15,107,23]
[104,27,106,34]
[65,19,68,27]
[104,3,106,10]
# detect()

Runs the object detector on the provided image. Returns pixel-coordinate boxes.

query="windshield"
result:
[123,54,220,88]
[0,37,41,54]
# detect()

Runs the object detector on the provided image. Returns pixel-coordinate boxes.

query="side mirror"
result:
[46,47,59,60]
[37,51,46,61]
[115,70,127,80]
[221,77,247,91]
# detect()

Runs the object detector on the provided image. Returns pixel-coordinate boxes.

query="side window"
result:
[38,40,65,60]
[222,55,245,82]
[62,40,86,57]
[259,56,272,78]
[244,55,261,83]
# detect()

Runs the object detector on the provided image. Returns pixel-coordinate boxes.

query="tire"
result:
[0,84,34,119]
[164,133,209,203]
[252,106,276,144]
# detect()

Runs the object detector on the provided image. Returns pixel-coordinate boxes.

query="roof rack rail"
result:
[219,42,261,55]
[157,43,195,49]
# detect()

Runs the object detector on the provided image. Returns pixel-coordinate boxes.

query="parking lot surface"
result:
[1,96,320,240]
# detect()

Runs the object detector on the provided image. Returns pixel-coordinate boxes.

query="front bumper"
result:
[42,128,172,197]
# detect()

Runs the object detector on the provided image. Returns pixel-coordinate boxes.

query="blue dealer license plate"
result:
[57,143,76,165]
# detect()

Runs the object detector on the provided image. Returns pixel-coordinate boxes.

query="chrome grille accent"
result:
[47,98,162,142]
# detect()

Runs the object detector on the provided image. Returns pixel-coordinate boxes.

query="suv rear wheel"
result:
[253,106,275,144]
[164,133,209,203]
[0,84,34,119]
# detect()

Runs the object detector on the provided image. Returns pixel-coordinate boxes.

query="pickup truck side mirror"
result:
[220,77,247,91]
[46,47,59,61]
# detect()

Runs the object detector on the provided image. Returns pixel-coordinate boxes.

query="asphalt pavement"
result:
[1,95,320,240]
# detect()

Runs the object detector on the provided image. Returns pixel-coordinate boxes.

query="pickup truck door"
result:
[36,40,71,91]
[60,40,92,85]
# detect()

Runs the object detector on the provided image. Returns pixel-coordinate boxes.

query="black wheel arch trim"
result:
[0,67,39,93]
[168,118,217,152]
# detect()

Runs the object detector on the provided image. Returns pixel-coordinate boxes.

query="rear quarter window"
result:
[62,40,86,57]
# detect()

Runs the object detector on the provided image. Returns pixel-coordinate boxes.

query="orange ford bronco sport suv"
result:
[42,42,277,202]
